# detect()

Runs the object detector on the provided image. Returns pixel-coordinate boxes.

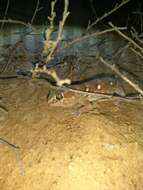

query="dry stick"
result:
[0,0,10,31]
[0,105,8,113]
[35,0,70,85]
[43,0,57,57]
[51,85,113,98]
[45,0,57,42]
[45,69,71,86]
[0,138,19,149]
[49,82,140,101]
[0,42,20,73]
[40,0,70,85]
[0,19,29,27]
[43,0,57,59]
[42,28,126,86]
[109,22,143,55]
[87,0,130,30]
[31,0,40,24]
[130,27,143,44]
[0,138,25,176]
[99,56,143,96]
[61,27,127,51]
[33,65,71,86]
[130,47,143,60]
[89,0,98,16]
[46,0,70,62]
[132,10,143,32]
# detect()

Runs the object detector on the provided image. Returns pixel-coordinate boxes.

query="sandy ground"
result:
[0,78,143,190]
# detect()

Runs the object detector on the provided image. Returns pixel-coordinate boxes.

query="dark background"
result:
[0,0,143,30]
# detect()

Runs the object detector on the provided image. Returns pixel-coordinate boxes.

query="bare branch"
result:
[44,0,57,42]
[33,0,70,86]
[60,27,127,51]
[0,138,19,149]
[44,0,70,63]
[0,19,29,27]
[31,0,40,24]
[32,65,71,86]
[0,0,10,31]
[88,0,130,30]
[99,56,143,96]
[109,22,143,55]
[130,47,143,60]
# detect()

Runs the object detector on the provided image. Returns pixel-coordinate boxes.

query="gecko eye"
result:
[97,84,101,90]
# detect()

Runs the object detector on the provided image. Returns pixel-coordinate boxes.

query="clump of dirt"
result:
[0,78,143,190]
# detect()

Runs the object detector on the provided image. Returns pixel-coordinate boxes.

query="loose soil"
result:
[0,78,143,190]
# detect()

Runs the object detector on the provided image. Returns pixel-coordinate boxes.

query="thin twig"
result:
[32,65,71,86]
[0,105,8,113]
[49,82,141,101]
[45,0,57,42]
[0,42,20,73]
[89,0,98,17]
[38,0,70,85]
[130,27,143,44]
[60,27,127,51]
[42,0,57,56]
[0,138,19,149]
[31,0,40,24]
[99,56,143,96]
[0,0,10,31]
[130,47,143,60]
[109,22,143,55]
[88,0,130,30]
[0,19,29,27]
[0,138,25,175]
[45,0,70,63]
